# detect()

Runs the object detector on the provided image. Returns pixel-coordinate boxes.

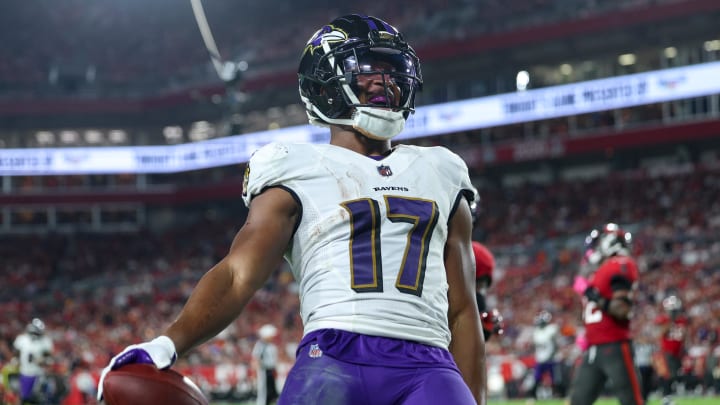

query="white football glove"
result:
[97,335,177,401]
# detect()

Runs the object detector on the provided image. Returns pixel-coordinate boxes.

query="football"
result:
[102,364,208,405]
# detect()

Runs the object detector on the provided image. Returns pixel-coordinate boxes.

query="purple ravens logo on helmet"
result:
[304,25,348,54]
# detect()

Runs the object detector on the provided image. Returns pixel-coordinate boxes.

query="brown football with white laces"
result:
[102,363,208,405]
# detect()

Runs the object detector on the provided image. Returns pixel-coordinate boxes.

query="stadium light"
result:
[108,130,128,144]
[163,126,184,143]
[516,70,530,91]
[189,121,215,141]
[618,53,636,66]
[664,47,677,59]
[84,130,104,144]
[704,40,720,52]
[35,131,55,145]
[59,130,79,144]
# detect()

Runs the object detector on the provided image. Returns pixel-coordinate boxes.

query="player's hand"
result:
[584,287,607,310]
[97,335,177,401]
[481,308,504,341]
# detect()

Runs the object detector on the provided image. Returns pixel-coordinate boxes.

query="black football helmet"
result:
[583,223,632,266]
[298,14,423,140]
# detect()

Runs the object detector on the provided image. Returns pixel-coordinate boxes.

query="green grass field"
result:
[483,398,719,405]
[212,396,719,405]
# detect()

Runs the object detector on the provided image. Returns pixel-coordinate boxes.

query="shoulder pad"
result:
[242,142,291,207]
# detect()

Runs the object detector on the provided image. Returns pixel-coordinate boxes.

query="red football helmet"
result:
[472,241,494,287]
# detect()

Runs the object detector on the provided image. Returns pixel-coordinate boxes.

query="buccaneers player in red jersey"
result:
[654,295,688,404]
[470,191,503,342]
[569,223,644,405]
[472,241,504,341]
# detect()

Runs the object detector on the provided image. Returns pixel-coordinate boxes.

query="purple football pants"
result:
[534,361,557,384]
[279,329,476,405]
[18,374,37,400]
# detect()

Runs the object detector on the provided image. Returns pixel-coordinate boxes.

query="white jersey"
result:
[533,324,559,363]
[13,333,53,376]
[243,142,474,349]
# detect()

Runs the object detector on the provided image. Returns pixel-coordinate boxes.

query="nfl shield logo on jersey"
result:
[309,344,323,358]
[377,165,393,177]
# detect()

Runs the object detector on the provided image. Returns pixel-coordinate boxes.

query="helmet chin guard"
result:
[303,100,406,140]
[351,107,406,140]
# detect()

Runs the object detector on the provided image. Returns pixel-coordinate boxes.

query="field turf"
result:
[211,396,719,405]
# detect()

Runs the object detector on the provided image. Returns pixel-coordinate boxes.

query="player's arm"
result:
[607,276,634,321]
[165,187,299,356]
[445,197,486,404]
[654,315,671,336]
[607,287,634,321]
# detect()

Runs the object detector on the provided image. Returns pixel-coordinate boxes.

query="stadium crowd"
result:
[1,158,719,403]
[0,0,695,97]
[1,0,719,403]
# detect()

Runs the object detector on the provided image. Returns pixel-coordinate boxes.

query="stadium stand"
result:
[1,0,719,403]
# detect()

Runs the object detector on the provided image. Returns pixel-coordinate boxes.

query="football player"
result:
[531,310,559,400]
[568,223,644,405]
[472,241,504,341]
[98,14,485,405]
[13,318,54,404]
[654,295,688,405]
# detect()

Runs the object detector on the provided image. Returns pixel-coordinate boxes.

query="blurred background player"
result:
[471,192,504,342]
[531,310,560,400]
[633,332,657,404]
[654,295,689,405]
[569,223,644,405]
[97,13,485,405]
[12,318,54,405]
[472,240,504,341]
[252,324,279,405]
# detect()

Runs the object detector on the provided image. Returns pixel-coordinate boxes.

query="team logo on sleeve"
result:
[377,165,393,177]
[242,164,250,197]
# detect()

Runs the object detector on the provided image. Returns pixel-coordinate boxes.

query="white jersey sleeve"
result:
[422,146,476,212]
[241,142,475,349]
[242,142,294,207]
